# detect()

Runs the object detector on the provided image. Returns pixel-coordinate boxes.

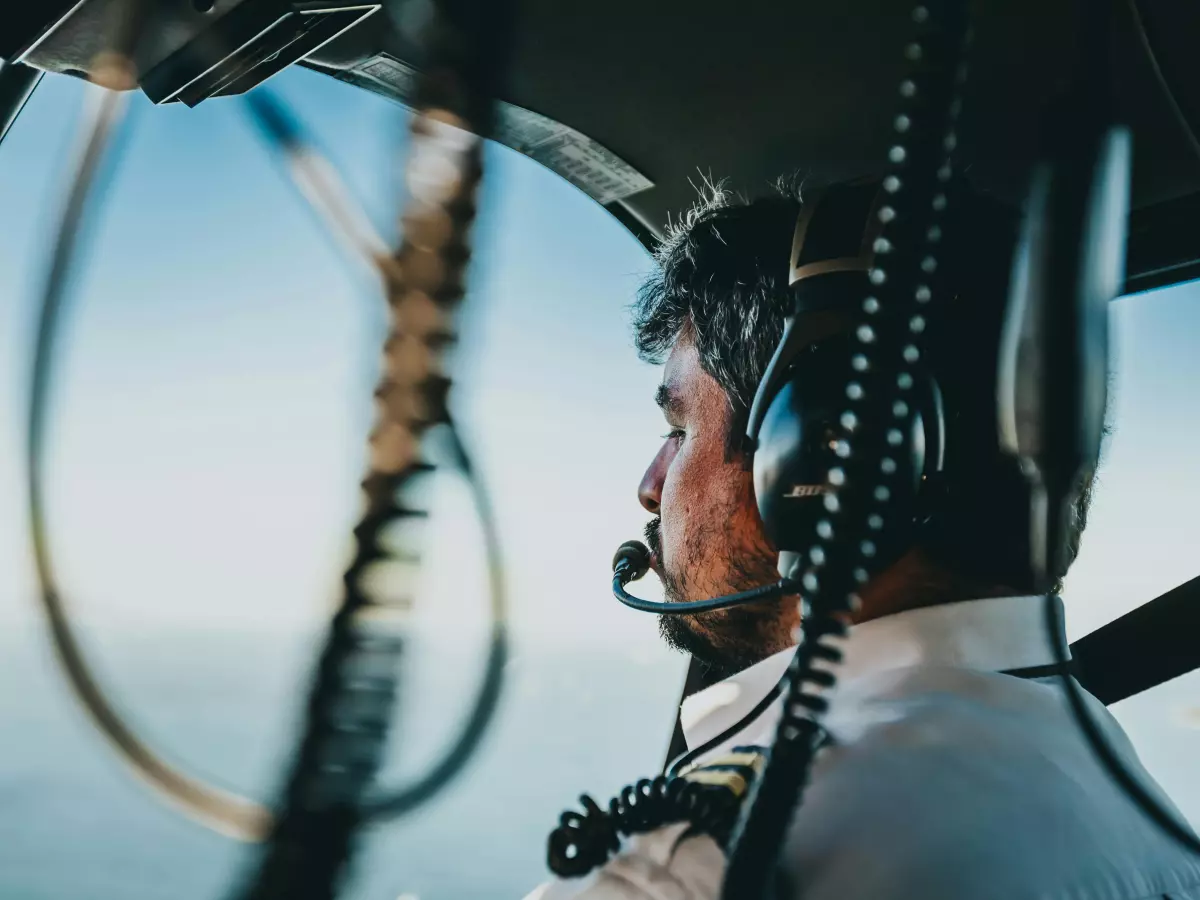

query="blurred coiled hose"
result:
[230,0,515,895]
[719,3,972,897]
[25,1,514,898]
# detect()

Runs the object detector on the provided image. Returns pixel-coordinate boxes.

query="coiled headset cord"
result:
[719,4,973,897]
[547,676,791,878]
[547,767,754,879]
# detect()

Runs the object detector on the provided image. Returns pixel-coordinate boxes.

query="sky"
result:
[4,64,1200,827]
[0,67,675,649]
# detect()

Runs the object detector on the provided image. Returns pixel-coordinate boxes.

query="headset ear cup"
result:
[754,339,937,555]
[752,351,841,554]
[912,361,1039,590]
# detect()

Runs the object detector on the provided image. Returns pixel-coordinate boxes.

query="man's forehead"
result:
[663,331,698,381]
[657,333,708,415]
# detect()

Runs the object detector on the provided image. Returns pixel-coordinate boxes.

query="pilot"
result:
[524,180,1200,899]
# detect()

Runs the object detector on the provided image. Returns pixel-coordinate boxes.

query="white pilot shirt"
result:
[525,595,1200,900]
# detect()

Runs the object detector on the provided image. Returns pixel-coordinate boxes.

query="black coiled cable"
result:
[239,85,511,827]
[549,755,759,878]
[229,3,515,898]
[719,3,973,898]
[24,14,514,862]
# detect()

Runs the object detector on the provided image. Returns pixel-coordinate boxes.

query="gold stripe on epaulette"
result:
[683,769,750,796]
[677,750,765,779]
[711,751,765,769]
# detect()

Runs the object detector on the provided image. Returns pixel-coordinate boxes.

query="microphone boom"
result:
[611,540,799,615]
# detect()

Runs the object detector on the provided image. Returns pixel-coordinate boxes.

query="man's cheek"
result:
[658,482,690,558]
[658,460,683,523]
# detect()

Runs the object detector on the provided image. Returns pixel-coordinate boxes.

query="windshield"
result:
[0,67,685,899]
[2,62,1199,900]
[1061,279,1200,827]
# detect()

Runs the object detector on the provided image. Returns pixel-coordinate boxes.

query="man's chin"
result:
[657,612,766,682]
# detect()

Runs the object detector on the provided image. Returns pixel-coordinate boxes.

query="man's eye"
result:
[662,429,685,442]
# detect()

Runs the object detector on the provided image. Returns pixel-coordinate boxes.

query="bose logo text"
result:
[784,484,827,498]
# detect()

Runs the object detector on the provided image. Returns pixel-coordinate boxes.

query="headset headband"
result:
[790,180,886,288]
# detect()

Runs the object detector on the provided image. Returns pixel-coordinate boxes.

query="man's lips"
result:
[647,548,661,575]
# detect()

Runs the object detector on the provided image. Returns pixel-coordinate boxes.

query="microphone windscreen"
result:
[612,540,650,581]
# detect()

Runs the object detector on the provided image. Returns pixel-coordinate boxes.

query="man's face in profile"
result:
[637,329,796,676]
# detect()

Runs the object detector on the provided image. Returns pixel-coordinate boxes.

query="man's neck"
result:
[853,547,1014,626]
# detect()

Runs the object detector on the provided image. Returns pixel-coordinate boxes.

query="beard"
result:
[644,517,793,681]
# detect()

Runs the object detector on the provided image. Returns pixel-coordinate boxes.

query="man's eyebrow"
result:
[655,382,685,416]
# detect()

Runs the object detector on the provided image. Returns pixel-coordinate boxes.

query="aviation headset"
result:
[748,178,1041,590]
[612,177,1047,612]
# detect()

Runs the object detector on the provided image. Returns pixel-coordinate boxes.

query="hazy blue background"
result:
[2,66,1200,899]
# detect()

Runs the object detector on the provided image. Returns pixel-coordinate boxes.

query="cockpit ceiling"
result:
[304,0,1200,229]
[11,0,1200,287]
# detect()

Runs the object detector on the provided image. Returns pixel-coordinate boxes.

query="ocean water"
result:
[0,621,687,900]
[6,615,1200,900]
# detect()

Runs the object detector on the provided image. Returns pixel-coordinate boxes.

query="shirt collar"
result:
[680,594,1068,751]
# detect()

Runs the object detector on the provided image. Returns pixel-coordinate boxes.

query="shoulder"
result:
[782,667,1200,900]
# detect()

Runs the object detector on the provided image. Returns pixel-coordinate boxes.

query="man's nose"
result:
[638,456,664,515]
